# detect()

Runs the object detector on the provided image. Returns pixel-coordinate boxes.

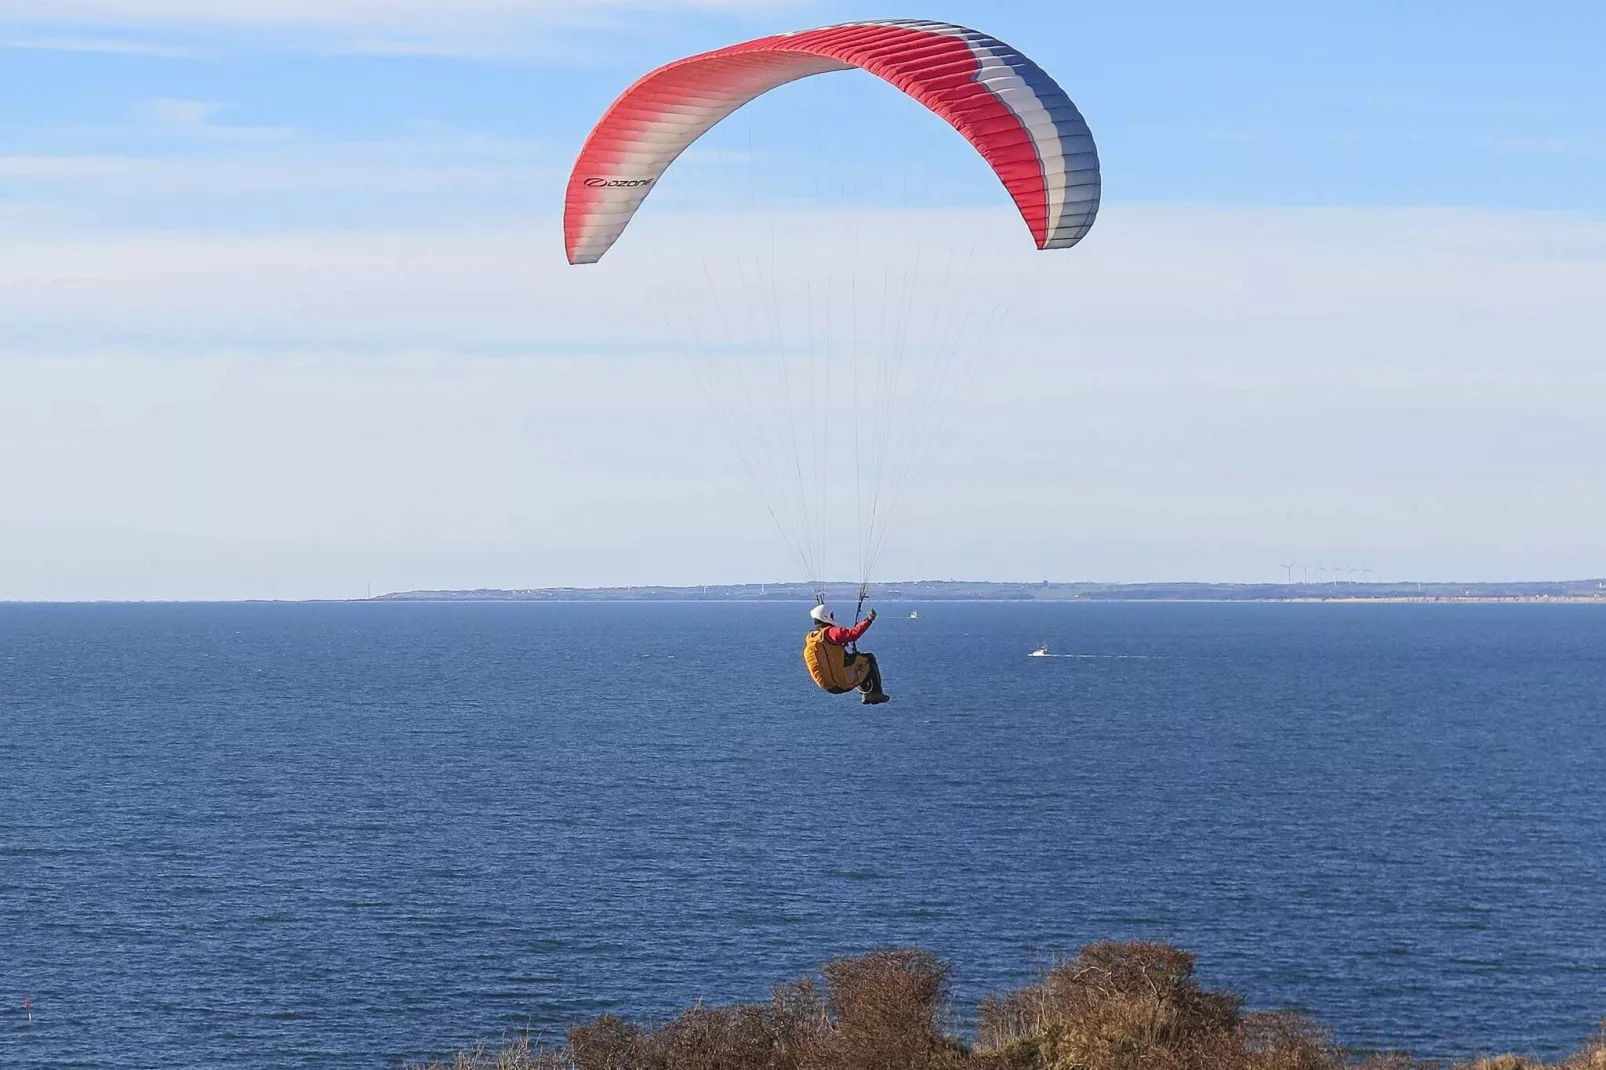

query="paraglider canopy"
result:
[565,19,1100,265]
[562,18,1102,603]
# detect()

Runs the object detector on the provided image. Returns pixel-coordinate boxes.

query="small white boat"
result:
[909,611,920,619]
[1029,645,1050,657]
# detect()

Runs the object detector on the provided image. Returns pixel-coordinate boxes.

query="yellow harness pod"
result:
[803,628,869,693]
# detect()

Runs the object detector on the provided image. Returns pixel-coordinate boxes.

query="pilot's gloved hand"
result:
[865,608,877,622]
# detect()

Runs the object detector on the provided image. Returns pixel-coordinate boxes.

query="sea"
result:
[2,601,1603,1069]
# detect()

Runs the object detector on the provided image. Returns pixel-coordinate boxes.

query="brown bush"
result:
[1352,1054,1441,1070]
[562,978,835,1070]
[1448,1022,1606,1070]
[554,949,959,1070]
[974,941,1242,1070]
[420,943,1603,1070]
[1458,1058,1543,1070]
[423,1033,566,1070]
[652,1004,789,1070]
[568,1013,648,1070]
[767,977,831,1067]
[1237,1011,1343,1070]
[809,948,960,1070]
[1561,1023,1606,1070]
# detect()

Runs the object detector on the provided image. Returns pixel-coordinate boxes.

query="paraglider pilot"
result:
[803,604,890,705]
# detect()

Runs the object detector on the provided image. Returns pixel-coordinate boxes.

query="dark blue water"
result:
[2,602,1603,1068]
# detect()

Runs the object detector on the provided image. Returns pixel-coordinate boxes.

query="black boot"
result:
[858,653,889,704]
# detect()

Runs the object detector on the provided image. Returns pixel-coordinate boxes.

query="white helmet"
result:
[810,604,837,626]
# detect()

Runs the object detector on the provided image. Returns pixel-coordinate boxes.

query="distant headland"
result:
[375,579,1606,603]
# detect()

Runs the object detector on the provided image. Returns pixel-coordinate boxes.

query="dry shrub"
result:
[418,1033,566,1070]
[764,977,834,1070]
[565,979,834,1070]
[809,948,960,1070]
[568,1013,649,1070]
[652,1004,793,1070]
[1352,1055,1440,1070]
[425,946,1605,1070]
[1237,1011,1343,1070]
[1448,1022,1606,1070]
[561,949,959,1070]
[974,941,1241,1070]
[1458,1058,1543,1070]
[1561,1023,1606,1070]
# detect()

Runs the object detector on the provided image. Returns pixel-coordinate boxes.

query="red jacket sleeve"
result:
[825,618,872,645]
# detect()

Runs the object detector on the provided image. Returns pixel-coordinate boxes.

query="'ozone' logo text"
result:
[584,178,654,189]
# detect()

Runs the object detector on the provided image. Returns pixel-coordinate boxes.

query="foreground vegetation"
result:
[423,941,1605,1070]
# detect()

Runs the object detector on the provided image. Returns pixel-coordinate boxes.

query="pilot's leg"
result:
[856,653,887,703]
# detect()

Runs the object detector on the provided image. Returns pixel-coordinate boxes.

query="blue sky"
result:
[1,1,1603,598]
[5,1,1602,216]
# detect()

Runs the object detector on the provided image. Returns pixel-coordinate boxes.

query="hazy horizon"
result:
[8,574,1606,605]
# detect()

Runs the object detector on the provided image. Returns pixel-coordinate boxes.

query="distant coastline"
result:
[375,578,1606,604]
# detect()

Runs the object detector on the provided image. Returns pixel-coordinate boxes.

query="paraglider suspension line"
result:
[850,583,869,654]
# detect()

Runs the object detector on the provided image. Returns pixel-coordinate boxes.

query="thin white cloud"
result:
[0,0,795,58]
[0,204,1601,351]
[140,97,218,126]
[0,145,555,195]
[132,97,297,142]
[0,202,1602,597]
[0,0,784,29]
[2,34,203,56]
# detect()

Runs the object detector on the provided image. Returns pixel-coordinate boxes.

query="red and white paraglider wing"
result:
[564,19,1100,265]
